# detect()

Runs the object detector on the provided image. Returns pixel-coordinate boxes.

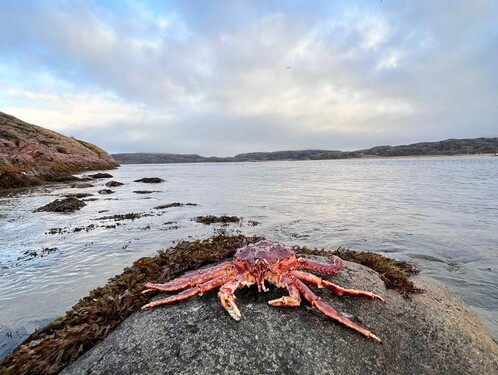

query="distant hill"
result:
[0,112,119,189]
[113,137,498,164]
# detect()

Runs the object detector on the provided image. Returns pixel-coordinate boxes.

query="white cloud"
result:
[376,49,402,70]
[0,0,496,154]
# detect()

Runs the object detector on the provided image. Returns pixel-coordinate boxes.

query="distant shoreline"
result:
[112,137,498,164]
[112,154,497,166]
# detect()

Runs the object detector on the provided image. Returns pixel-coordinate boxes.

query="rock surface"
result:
[0,112,118,189]
[134,177,164,183]
[61,260,497,375]
[34,197,86,213]
[89,173,113,179]
[106,180,124,187]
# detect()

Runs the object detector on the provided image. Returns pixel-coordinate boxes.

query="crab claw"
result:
[220,294,241,320]
[218,280,243,320]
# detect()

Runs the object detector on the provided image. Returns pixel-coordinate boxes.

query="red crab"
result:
[142,240,384,342]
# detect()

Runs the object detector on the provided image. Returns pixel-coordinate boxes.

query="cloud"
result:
[0,0,496,155]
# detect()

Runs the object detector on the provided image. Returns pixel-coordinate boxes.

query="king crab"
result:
[142,240,384,342]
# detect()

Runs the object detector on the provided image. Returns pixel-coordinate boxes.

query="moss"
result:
[295,246,425,298]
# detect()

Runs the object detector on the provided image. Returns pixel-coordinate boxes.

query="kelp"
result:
[195,215,241,225]
[295,246,425,298]
[94,212,154,221]
[154,202,199,210]
[0,236,422,375]
[0,234,263,375]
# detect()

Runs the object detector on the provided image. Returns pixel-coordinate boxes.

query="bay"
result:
[1,156,497,359]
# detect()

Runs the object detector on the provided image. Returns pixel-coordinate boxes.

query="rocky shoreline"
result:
[1,235,496,375]
[0,112,119,190]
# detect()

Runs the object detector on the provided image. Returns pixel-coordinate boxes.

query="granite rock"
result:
[61,261,498,375]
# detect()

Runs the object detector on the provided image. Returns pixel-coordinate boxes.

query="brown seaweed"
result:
[194,215,241,225]
[295,246,425,298]
[0,236,422,375]
[0,235,263,375]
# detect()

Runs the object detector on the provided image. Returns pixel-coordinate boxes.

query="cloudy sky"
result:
[0,0,497,156]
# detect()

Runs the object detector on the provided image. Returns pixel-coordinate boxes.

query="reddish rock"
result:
[0,112,119,189]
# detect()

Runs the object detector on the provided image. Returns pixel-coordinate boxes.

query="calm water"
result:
[1,156,497,358]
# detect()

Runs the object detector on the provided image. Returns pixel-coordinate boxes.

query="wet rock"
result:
[34,197,86,213]
[61,261,497,375]
[88,173,113,179]
[105,180,124,187]
[98,189,114,195]
[81,197,98,202]
[70,183,93,189]
[64,193,93,199]
[133,190,160,194]
[134,177,164,183]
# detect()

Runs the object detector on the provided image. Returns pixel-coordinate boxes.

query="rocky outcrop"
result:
[61,260,497,375]
[134,177,164,183]
[0,112,119,189]
[34,197,86,213]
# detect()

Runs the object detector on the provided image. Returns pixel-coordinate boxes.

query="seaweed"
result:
[295,246,425,298]
[0,235,263,375]
[0,236,423,375]
[194,215,241,225]
[154,202,198,210]
[94,212,153,221]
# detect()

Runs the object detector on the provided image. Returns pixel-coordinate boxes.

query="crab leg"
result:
[298,256,343,275]
[218,279,243,320]
[291,270,385,302]
[142,274,231,310]
[293,278,382,343]
[268,276,301,307]
[143,263,233,293]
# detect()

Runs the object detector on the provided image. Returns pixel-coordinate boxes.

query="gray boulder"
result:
[61,260,498,375]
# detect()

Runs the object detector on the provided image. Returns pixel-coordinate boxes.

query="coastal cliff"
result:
[0,112,119,189]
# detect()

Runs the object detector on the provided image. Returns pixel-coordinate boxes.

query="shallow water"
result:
[1,156,497,358]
